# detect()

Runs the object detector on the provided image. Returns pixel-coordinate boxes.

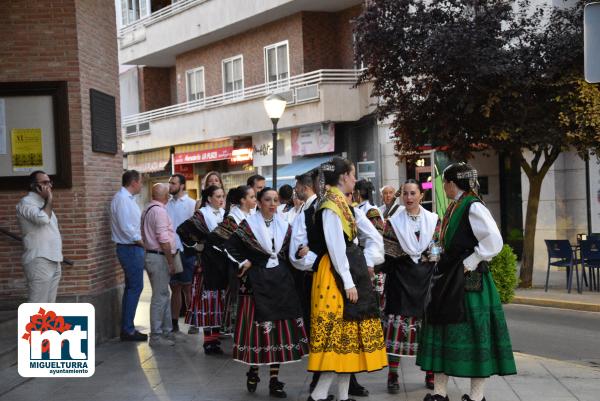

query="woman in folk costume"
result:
[416,163,516,401]
[224,187,308,399]
[308,157,387,401]
[379,179,439,393]
[177,185,227,355]
[213,186,256,336]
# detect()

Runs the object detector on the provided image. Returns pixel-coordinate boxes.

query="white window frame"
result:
[264,40,290,89]
[352,33,365,70]
[221,55,244,97]
[120,0,150,26]
[185,66,206,102]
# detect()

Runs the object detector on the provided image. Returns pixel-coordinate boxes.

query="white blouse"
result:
[323,207,384,289]
[453,192,503,271]
[288,195,320,271]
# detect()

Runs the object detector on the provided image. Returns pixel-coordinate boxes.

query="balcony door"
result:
[222,55,244,99]
[264,41,289,90]
[120,0,150,26]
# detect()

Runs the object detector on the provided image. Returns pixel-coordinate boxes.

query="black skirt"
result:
[384,256,434,318]
[246,261,303,323]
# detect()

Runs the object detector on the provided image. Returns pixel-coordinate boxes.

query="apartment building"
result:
[116,0,394,202]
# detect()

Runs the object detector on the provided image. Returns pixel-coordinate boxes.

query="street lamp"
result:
[263,94,287,188]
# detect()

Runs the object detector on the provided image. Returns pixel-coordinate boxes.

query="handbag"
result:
[172,250,184,274]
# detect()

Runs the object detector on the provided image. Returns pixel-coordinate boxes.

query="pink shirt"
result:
[141,200,177,253]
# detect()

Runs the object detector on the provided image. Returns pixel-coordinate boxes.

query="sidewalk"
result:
[1,281,599,401]
[510,264,600,312]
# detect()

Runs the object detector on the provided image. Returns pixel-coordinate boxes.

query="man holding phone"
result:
[16,170,63,303]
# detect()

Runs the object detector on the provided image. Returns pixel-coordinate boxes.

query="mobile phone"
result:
[35,184,43,193]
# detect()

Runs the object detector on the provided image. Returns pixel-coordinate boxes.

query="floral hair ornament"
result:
[454,163,479,192]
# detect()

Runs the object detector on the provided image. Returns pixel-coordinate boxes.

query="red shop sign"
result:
[174,163,194,181]
[174,147,233,165]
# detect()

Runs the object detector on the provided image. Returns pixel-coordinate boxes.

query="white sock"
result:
[337,373,351,401]
[311,372,334,401]
[434,372,449,397]
[470,377,486,401]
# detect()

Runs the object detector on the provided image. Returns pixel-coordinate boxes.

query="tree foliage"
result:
[354,0,600,287]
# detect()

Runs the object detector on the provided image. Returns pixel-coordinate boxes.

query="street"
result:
[504,304,600,368]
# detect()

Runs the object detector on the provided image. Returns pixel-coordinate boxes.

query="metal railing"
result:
[122,69,364,135]
[119,0,210,37]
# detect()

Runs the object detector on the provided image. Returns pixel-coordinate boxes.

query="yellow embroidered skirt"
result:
[307,254,388,373]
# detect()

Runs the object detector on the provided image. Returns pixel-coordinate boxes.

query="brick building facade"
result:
[1,0,123,340]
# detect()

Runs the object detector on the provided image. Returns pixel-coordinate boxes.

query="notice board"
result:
[0,82,71,190]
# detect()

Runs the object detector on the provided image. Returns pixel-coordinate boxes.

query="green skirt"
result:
[416,272,517,377]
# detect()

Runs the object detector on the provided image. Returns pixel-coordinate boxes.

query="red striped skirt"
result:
[233,294,309,365]
[185,270,225,328]
[382,314,421,356]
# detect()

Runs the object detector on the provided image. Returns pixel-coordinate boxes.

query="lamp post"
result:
[263,94,287,188]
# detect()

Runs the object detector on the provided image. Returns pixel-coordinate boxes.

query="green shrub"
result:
[489,244,518,303]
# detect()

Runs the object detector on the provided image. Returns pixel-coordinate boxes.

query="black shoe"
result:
[120,330,148,341]
[246,370,260,393]
[425,371,435,390]
[461,395,486,401]
[172,319,179,332]
[424,394,449,401]
[348,374,369,397]
[203,342,223,355]
[269,378,287,398]
[387,373,400,394]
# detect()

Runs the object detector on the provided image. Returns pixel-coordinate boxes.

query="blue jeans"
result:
[116,244,145,334]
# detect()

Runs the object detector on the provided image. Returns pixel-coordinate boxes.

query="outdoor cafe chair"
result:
[579,239,600,292]
[544,240,580,294]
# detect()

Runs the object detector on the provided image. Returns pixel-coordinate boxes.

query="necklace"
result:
[264,217,274,227]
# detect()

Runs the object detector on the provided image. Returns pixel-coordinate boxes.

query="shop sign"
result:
[230,148,253,163]
[291,124,335,156]
[174,163,194,181]
[252,131,292,167]
[174,147,233,165]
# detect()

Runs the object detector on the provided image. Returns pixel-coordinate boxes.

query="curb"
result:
[511,296,600,312]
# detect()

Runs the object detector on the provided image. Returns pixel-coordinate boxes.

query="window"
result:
[120,0,150,26]
[186,67,205,101]
[352,33,365,70]
[264,41,289,86]
[222,55,244,96]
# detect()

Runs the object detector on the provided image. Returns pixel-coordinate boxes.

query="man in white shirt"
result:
[247,174,266,213]
[110,170,147,341]
[166,174,197,333]
[16,171,63,303]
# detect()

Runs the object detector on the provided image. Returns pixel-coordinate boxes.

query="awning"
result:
[126,148,170,173]
[265,155,334,188]
[174,139,234,165]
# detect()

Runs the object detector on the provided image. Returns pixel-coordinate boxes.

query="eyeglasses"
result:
[36,180,53,185]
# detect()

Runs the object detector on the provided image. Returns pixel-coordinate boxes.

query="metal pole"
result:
[271,118,279,189]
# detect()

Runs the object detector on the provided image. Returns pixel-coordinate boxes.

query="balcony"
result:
[122,69,373,153]
[118,0,362,66]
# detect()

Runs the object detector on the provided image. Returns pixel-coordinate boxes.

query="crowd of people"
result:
[16,158,517,401]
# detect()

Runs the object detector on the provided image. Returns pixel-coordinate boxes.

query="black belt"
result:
[145,249,165,255]
[117,243,143,248]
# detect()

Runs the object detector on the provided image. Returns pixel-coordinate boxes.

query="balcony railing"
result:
[119,0,210,37]
[123,69,364,137]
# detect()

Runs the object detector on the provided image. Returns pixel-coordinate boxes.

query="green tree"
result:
[354,0,600,287]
